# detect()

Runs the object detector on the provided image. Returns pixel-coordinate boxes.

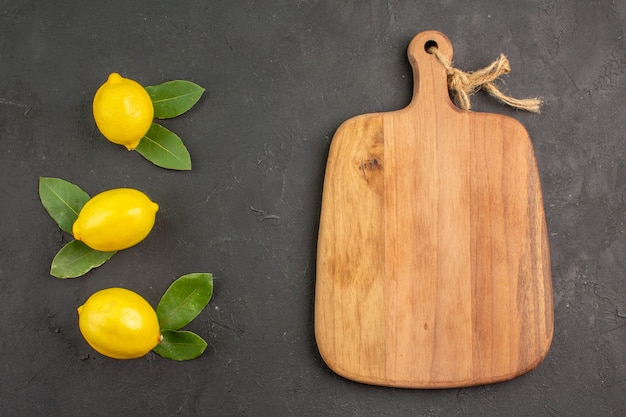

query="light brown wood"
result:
[315,31,553,388]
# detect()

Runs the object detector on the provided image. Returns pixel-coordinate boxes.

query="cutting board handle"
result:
[407,31,456,111]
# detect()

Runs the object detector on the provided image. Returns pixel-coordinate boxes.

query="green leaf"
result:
[152,330,207,361]
[156,273,213,330]
[135,123,192,170]
[145,80,205,119]
[39,177,90,234]
[50,240,116,278]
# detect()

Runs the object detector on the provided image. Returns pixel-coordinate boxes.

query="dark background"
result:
[1,1,624,416]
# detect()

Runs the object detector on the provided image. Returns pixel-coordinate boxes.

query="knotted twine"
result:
[427,46,542,113]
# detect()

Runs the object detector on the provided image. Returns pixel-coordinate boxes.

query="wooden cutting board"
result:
[315,31,553,388]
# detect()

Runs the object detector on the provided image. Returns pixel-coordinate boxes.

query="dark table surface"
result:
[1,1,624,416]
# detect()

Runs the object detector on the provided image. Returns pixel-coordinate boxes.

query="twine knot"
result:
[428,46,542,113]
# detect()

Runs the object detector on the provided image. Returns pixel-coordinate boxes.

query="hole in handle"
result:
[424,40,438,53]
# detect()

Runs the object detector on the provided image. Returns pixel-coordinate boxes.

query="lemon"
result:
[78,288,161,359]
[93,73,154,150]
[72,188,159,252]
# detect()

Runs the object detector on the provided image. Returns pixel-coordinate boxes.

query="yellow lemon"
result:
[72,188,159,252]
[93,73,154,150]
[78,288,161,359]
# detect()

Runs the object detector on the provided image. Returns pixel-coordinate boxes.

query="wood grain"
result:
[315,31,553,388]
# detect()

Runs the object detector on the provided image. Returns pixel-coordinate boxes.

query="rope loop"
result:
[428,46,542,113]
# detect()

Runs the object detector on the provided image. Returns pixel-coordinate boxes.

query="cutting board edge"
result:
[314,337,553,389]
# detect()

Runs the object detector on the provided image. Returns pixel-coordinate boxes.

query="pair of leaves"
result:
[133,80,204,171]
[39,177,116,278]
[152,273,213,361]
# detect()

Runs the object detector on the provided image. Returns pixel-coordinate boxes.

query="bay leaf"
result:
[156,273,213,331]
[39,177,90,234]
[135,123,192,170]
[50,240,116,278]
[152,330,207,361]
[145,80,205,119]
